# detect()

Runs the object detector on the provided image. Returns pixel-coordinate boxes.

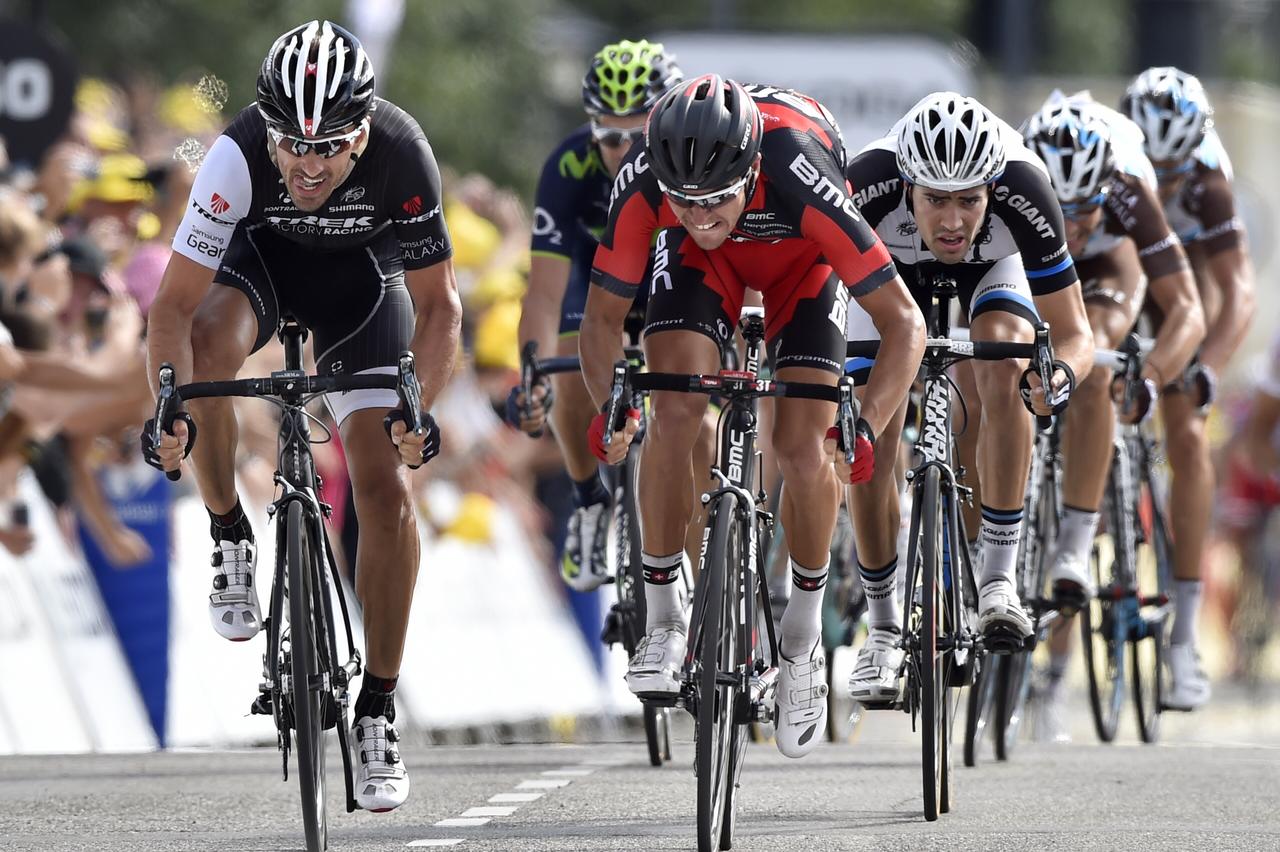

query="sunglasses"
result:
[590,122,645,148]
[268,123,364,159]
[1060,192,1106,219]
[659,172,753,210]
[1153,160,1195,180]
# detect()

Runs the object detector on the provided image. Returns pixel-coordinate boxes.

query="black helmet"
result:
[257,20,375,138]
[644,74,763,192]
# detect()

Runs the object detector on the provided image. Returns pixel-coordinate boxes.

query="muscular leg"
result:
[342,408,421,678]
[772,366,840,571]
[188,287,258,514]
[1163,395,1213,584]
[846,394,909,568]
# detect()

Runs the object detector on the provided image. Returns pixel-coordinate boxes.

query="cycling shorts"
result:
[214,223,413,425]
[641,228,847,375]
[1221,456,1280,531]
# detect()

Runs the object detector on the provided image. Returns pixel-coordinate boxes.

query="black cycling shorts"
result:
[214,223,414,423]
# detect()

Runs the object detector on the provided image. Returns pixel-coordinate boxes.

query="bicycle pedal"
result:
[249,693,273,716]
[635,691,680,708]
[855,697,900,712]
[983,629,1032,654]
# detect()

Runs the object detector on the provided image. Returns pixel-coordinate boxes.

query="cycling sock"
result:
[979,504,1023,587]
[641,551,684,630]
[571,473,610,508]
[859,556,900,630]
[1170,579,1202,647]
[779,558,828,659]
[354,672,398,723]
[1047,652,1070,683]
[1058,504,1100,565]
[208,500,254,545]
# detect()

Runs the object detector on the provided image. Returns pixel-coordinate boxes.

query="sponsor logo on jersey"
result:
[190,199,235,227]
[327,202,376,213]
[896,220,918,236]
[650,230,672,294]
[532,207,562,246]
[393,203,442,225]
[788,153,861,221]
[402,195,423,215]
[341,185,366,203]
[854,178,901,209]
[266,214,377,236]
[608,151,649,207]
[402,235,449,261]
[992,185,1056,241]
[745,211,776,221]
[209,193,230,215]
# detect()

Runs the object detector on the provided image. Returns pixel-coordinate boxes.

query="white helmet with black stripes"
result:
[896,92,1007,192]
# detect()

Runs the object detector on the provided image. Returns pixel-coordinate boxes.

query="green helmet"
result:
[581,39,682,117]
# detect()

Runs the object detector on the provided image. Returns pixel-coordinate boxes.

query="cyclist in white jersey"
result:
[1120,67,1256,708]
[1021,90,1204,739]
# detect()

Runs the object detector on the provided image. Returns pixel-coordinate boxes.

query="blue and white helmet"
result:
[1120,67,1213,164]
[896,92,1007,191]
[1023,91,1115,205]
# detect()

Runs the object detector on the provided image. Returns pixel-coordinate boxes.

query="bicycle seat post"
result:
[930,275,958,339]
[277,318,309,372]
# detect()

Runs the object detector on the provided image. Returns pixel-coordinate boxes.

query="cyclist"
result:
[842,92,1095,705]
[143,20,459,812]
[1020,90,1204,738]
[507,40,681,592]
[1121,67,1255,709]
[581,74,925,756]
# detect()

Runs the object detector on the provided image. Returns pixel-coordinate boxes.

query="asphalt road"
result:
[3,684,1277,852]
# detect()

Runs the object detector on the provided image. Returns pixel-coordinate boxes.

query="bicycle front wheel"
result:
[696,504,738,852]
[287,500,328,852]
[1082,465,1127,743]
[1132,477,1171,743]
[963,654,1000,767]
[917,466,946,822]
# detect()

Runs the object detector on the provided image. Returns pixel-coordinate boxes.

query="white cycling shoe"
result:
[774,639,828,758]
[1030,677,1072,744]
[1049,549,1095,610]
[209,539,261,641]
[562,502,611,592]
[848,626,905,704]
[1165,643,1211,710]
[978,579,1034,643]
[625,625,686,700]
[352,714,410,812]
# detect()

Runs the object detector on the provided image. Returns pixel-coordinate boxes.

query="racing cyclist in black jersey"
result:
[842,93,1095,705]
[507,40,682,592]
[144,21,460,812]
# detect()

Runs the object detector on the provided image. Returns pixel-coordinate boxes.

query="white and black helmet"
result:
[257,20,375,138]
[896,92,1006,191]
[1023,91,1115,204]
[1120,66,1212,164]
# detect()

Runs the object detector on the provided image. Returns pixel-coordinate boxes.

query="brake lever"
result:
[396,351,423,434]
[602,360,629,450]
[520,341,539,423]
[836,375,858,464]
[1033,322,1055,431]
[154,363,183,482]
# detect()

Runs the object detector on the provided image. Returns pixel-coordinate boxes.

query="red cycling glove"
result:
[588,408,642,462]
[826,418,876,484]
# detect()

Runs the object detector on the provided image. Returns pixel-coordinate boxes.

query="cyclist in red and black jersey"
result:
[581,75,925,757]
[1121,67,1257,708]
[145,21,460,812]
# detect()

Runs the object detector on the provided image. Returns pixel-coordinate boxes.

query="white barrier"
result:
[0,471,156,754]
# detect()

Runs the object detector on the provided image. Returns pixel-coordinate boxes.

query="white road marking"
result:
[489,792,544,803]
[517,778,572,789]
[434,817,491,827]
[405,841,464,848]
[461,806,519,817]
[541,768,595,776]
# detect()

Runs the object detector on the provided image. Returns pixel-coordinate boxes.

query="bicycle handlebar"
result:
[845,337,1039,361]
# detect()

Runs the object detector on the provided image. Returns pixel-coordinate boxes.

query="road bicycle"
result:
[152,319,421,852]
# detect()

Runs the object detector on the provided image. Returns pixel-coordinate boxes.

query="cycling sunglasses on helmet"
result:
[1153,160,1195,180]
[268,122,365,159]
[589,121,645,149]
[658,172,753,210]
[1060,191,1107,219]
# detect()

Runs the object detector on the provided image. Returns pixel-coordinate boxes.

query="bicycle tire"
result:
[643,706,664,767]
[918,466,945,822]
[619,443,647,653]
[288,501,328,852]
[994,651,1031,760]
[1082,465,1126,743]
[696,504,737,852]
[963,654,1000,767]
[1132,476,1171,743]
[720,511,762,851]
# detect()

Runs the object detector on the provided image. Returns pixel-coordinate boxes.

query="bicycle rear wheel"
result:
[917,466,946,822]
[696,504,738,852]
[1082,464,1126,743]
[287,501,327,852]
[1132,477,1171,743]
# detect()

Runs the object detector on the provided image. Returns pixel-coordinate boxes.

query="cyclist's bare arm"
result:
[1199,244,1255,373]
[853,275,924,435]
[580,284,631,408]
[1032,281,1096,384]
[1143,262,1205,385]
[519,253,572,363]
[404,259,462,411]
[146,252,218,395]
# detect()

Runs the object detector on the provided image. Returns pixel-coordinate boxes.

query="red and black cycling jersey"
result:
[1162,129,1244,256]
[846,119,1077,296]
[172,97,452,271]
[590,84,896,301]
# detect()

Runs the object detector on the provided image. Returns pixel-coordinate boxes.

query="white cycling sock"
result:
[641,552,685,630]
[779,558,828,659]
[1057,505,1100,565]
[1170,579,1202,647]
[859,557,901,630]
[979,504,1023,587]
